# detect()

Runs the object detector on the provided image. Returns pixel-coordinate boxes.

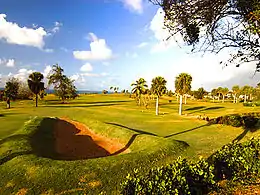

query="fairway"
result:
[0,94,259,194]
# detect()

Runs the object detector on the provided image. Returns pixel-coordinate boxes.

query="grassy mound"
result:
[0,117,189,194]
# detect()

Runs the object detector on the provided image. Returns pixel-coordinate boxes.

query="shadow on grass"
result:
[232,125,260,142]
[164,124,210,138]
[43,103,121,108]
[105,122,158,136]
[187,106,225,114]
[0,151,33,165]
[44,100,131,105]
[185,106,206,111]
[111,134,139,156]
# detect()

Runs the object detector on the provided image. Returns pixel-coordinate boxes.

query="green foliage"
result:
[48,64,77,101]
[121,158,216,195]
[210,113,260,129]
[243,102,260,107]
[17,82,34,100]
[151,76,167,97]
[193,87,207,99]
[208,138,260,182]
[122,139,260,194]
[131,78,148,106]
[28,72,45,107]
[175,73,192,95]
[4,77,20,100]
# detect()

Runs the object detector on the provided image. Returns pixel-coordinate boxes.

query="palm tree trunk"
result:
[222,95,225,103]
[156,96,159,116]
[184,94,187,104]
[244,95,247,103]
[218,94,220,102]
[36,94,38,107]
[179,95,183,115]
[233,95,236,103]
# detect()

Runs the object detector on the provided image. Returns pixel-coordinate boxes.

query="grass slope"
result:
[0,116,189,194]
[0,94,259,194]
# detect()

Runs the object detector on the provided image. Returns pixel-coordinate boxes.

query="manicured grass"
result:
[0,94,259,194]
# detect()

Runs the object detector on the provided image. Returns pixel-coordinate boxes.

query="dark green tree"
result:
[28,72,45,107]
[131,78,148,106]
[151,76,167,115]
[194,87,207,99]
[175,73,192,115]
[150,0,260,72]
[4,77,20,100]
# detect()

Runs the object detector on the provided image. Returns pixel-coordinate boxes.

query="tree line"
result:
[131,73,260,116]
[1,64,77,108]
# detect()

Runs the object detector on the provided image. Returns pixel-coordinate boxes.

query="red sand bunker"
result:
[54,118,130,160]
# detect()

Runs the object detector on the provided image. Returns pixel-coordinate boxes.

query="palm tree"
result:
[28,72,45,107]
[131,78,148,106]
[151,76,167,115]
[220,87,229,103]
[175,73,192,115]
[211,88,218,103]
[232,85,240,103]
[217,87,223,102]
[241,85,251,103]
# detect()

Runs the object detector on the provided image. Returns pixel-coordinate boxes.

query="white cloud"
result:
[80,63,93,72]
[43,65,52,77]
[51,21,62,34]
[0,14,47,48]
[73,33,113,61]
[150,8,182,53]
[6,59,15,67]
[42,48,54,53]
[137,42,148,48]
[0,58,15,67]
[121,0,143,13]
[13,68,34,81]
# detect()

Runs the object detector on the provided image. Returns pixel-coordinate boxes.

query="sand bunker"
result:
[54,118,130,160]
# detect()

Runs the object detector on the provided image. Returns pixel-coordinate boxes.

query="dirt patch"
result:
[54,118,130,160]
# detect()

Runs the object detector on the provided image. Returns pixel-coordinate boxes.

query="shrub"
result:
[121,158,216,195]
[208,138,260,182]
[209,113,260,129]
[121,139,260,194]
[243,102,260,107]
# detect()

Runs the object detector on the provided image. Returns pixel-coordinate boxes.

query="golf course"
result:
[0,94,259,194]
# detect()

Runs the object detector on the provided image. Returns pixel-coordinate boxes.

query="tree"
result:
[175,73,192,115]
[18,82,34,100]
[131,78,148,106]
[28,72,45,107]
[211,88,218,103]
[102,90,108,94]
[217,87,223,102]
[241,85,251,102]
[151,76,167,115]
[232,85,240,103]
[48,64,77,102]
[220,87,229,103]
[4,77,20,101]
[149,0,260,72]
[193,87,207,99]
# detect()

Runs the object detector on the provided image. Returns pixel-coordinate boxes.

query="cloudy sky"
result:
[0,0,259,91]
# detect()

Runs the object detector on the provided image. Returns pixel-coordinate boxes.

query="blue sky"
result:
[0,0,259,91]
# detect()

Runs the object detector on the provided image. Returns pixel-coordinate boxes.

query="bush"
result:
[243,102,260,107]
[121,158,216,195]
[208,138,260,182]
[209,113,260,129]
[121,139,260,194]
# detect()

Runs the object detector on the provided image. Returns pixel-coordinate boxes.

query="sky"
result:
[0,0,259,91]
